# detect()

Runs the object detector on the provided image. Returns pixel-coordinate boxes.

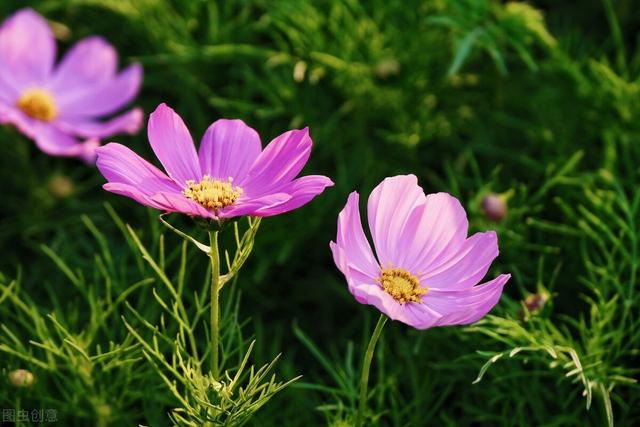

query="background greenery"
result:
[1,0,639,425]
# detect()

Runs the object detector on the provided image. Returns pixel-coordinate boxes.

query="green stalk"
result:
[355,314,387,427]
[208,230,220,378]
[601,0,627,76]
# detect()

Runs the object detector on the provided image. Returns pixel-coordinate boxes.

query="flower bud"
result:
[524,293,548,314]
[519,292,550,320]
[293,61,307,83]
[48,175,75,198]
[481,193,507,222]
[9,369,35,387]
[374,58,400,79]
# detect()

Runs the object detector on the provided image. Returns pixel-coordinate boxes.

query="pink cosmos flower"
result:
[96,103,334,219]
[0,8,143,162]
[330,175,510,330]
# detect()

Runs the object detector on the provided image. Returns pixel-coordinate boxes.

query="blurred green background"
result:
[1,0,639,426]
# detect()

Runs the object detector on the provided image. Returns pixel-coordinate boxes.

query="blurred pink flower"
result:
[96,103,333,219]
[0,8,142,162]
[330,175,510,329]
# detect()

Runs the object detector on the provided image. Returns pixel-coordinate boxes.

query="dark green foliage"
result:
[0,0,639,426]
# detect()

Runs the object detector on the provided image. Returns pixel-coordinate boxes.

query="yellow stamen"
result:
[378,267,427,304]
[183,175,243,212]
[16,88,58,122]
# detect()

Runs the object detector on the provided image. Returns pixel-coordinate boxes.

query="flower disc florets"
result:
[378,267,427,304]
[183,175,243,212]
[17,88,57,122]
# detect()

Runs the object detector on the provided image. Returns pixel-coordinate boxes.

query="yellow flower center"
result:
[16,88,58,122]
[378,267,427,304]
[183,175,243,212]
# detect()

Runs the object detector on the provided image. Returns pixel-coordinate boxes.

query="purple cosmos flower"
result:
[0,8,142,161]
[330,175,510,330]
[96,103,333,219]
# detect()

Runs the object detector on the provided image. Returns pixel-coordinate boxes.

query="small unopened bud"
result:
[48,175,75,198]
[49,21,71,41]
[9,369,35,387]
[524,293,548,314]
[481,193,507,222]
[293,61,307,83]
[519,293,549,320]
[374,58,400,79]
[205,377,223,392]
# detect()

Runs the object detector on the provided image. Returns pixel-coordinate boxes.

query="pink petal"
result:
[401,192,469,273]
[425,274,510,326]
[367,175,426,267]
[331,192,380,283]
[76,138,101,164]
[198,119,262,182]
[250,175,334,216]
[331,243,404,319]
[422,231,499,290]
[0,8,55,89]
[95,142,180,197]
[240,128,312,197]
[220,193,292,218]
[0,74,18,103]
[147,103,201,184]
[330,242,353,287]
[0,95,100,163]
[49,36,117,95]
[30,121,96,159]
[57,107,143,138]
[350,282,407,322]
[0,104,98,161]
[103,182,166,210]
[55,63,142,118]
[150,192,213,218]
[402,303,442,330]
[0,103,37,137]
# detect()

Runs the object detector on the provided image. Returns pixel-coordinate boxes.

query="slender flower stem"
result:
[601,0,627,76]
[208,230,220,378]
[355,313,388,427]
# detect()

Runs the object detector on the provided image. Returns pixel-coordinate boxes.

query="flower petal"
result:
[147,103,201,184]
[150,192,213,218]
[0,8,55,89]
[55,63,142,118]
[401,192,469,273]
[367,175,426,268]
[30,121,98,159]
[250,175,334,217]
[331,242,404,319]
[425,274,510,326]
[57,107,143,138]
[103,182,165,210]
[350,282,407,322]
[0,103,37,137]
[49,36,117,95]
[95,142,180,197]
[331,192,380,283]
[401,303,442,330]
[0,105,100,161]
[240,128,312,196]
[422,231,499,290]
[220,193,292,218]
[198,119,261,181]
[0,74,18,103]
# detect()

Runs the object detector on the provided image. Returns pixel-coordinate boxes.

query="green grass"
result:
[1,0,639,425]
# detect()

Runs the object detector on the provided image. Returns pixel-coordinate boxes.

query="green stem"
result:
[601,0,627,76]
[355,314,387,427]
[208,230,220,378]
